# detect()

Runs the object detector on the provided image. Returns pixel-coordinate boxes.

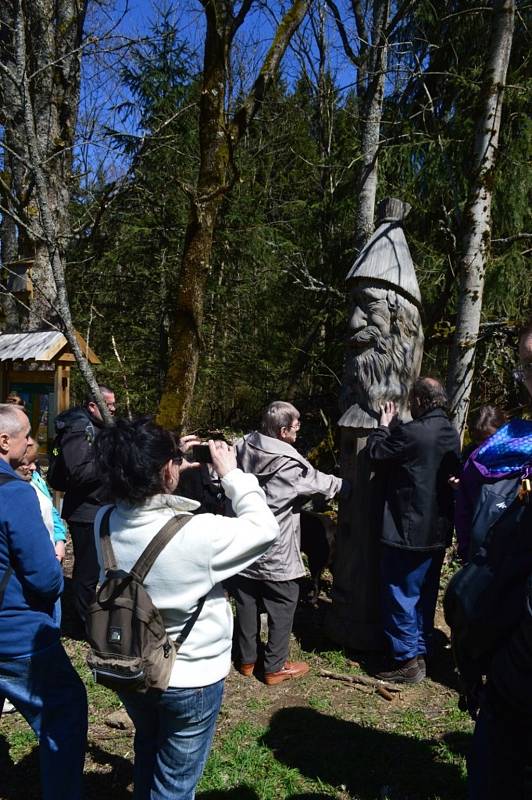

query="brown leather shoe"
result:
[237,663,255,677]
[264,661,310,686]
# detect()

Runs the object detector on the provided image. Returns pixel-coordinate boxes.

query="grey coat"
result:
[236,431,343,581]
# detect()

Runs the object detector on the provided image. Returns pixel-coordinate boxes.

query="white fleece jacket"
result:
[93,468,278,688]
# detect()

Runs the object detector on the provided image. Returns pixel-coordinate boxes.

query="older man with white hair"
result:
[0,404,87,799]
[232,401,348,685]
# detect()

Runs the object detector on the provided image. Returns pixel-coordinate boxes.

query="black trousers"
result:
[232,576,300,673]
[68,520,100,623]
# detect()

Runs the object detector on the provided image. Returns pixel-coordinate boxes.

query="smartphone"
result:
[191,444,212,464]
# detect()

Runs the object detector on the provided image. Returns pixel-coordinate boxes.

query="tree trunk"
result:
[353,0,390,253]
[8,0,112,422]
[446,0,515,435]
[157,0,308,430]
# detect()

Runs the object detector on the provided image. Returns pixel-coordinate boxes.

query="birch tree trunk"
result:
[0,0,112,422]
[353,0,390,253]
[446,0,515,434]
[157,0,309,430]
[0,0,87,330]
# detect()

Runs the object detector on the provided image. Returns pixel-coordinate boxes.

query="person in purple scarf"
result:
[455,413,532,561]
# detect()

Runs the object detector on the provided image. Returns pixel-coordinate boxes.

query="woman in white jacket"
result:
[93,418,279,800]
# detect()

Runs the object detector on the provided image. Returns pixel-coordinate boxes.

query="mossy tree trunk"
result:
[446,0,515,435]
[157,0,309,430]
[0,0,112,422]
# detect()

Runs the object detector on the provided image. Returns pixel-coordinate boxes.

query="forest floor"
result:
[0,567,473,800]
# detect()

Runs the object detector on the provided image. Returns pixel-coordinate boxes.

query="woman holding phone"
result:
[93,418,278,800]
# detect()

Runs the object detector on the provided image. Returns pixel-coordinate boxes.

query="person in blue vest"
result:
[0,403,87,799]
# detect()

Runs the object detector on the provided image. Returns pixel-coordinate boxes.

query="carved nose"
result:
[349,308,367,331]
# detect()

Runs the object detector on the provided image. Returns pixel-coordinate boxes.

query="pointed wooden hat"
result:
[346,198,422,309]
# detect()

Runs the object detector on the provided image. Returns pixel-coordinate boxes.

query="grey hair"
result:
[261,401,300,437]
[0,404,27,435]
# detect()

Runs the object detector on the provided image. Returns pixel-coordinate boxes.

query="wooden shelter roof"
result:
[0,331,100,364]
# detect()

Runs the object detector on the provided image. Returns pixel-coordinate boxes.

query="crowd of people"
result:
[0,321,530,800]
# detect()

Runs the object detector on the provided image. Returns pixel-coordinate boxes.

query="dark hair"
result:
[84,384,114,406]
[469,404,506,443]
[95,417,178,503]
[411,377,448,413]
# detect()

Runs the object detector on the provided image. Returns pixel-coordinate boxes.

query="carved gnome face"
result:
[340,279,423,426]
[339,198,424,430]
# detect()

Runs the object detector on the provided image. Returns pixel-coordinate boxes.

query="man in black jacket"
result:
[367,377,460,683]
[58,385,116,626]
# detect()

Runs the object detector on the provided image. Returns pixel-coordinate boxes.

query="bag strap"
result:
[98,506,205,651]
[99,506,118,572]
[175,594,206,652]
[0,566,13,608]
[0,473,17,607]
[131,514,191,583]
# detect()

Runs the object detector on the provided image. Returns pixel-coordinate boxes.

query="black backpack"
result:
[86,507,205,693]
[444,484,532,688]
[48,408,95,491]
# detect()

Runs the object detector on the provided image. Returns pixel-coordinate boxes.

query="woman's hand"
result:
[179,433,202,453]
[209,439,237,478]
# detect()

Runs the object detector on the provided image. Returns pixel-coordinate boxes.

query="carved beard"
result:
[342,322,421,420]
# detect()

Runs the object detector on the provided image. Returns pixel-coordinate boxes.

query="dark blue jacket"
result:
[0,459,63,658]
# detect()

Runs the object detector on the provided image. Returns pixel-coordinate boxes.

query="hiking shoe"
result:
[376,657,424,685]
[264,661,310,686]
[237,662,255,677]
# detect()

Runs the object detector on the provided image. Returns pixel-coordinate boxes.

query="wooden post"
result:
[54,365,70,414]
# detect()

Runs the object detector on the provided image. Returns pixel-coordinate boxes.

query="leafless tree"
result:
[0,0,112,421]
[446,0,516,435]
[157,0,309,430]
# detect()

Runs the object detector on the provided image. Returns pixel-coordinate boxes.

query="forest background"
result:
[0,0,530,448]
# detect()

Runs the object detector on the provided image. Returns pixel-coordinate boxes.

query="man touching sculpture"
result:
[328,197,425,650]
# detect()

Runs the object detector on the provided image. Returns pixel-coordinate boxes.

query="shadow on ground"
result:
[293,596,462,694]
[261,706,468,800]
[0,737,133,800]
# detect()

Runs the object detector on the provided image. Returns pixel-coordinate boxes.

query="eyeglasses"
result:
[514,363,532,383]
[282,420,301,433]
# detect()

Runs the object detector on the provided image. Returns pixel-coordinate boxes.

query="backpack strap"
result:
[131,514,206,652]
[174,594,206,652]
[98,508,205,652]
[0,565,13,608]
[99,506,118,572]
[0,473,16,606]
[131,514,191,583]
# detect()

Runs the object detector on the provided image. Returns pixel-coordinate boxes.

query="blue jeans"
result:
[0,641,87,799]
[119,678,225,800]
[380,545,444,661]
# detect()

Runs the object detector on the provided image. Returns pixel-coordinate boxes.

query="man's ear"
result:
[0,432,10,454]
